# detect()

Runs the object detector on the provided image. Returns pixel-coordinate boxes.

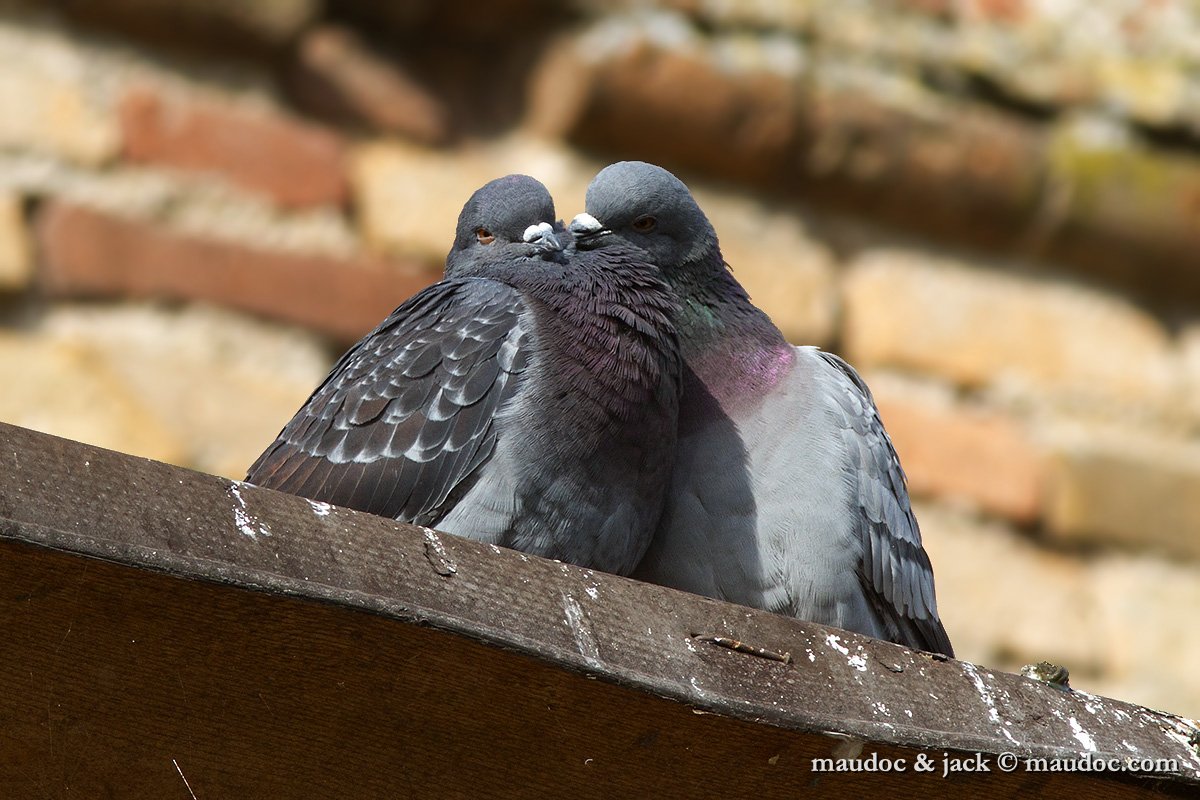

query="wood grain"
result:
[1,421,1197,798]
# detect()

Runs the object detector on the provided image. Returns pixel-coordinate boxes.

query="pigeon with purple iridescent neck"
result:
[578,161,953,655]
[247,174,682,575]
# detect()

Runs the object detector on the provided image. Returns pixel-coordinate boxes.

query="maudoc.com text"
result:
[810,751,1178,778]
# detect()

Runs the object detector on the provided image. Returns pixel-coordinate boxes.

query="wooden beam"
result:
[1,421,1197,798]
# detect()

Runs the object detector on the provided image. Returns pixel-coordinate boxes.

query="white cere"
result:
[522,221,555,242]
[569,213,602,234]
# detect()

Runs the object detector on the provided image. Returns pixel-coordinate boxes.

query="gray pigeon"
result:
[247,174,682,575]
[578,161,953,655]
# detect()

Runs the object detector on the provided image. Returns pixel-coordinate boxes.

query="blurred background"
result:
[1,0,1198,716]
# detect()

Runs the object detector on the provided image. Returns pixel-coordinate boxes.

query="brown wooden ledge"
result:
[1,420,1198,798]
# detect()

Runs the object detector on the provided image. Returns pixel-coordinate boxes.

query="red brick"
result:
[119,85,349,208]
[36,202,439,343]
[538,41,802,188]
[873,383,1047,523]
[900,0,1027,23]
[287,25,450,144]
[52,0,319,51]
[968,0,1027,23]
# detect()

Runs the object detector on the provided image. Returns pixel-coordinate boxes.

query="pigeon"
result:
[578,161,953,656]
[247,174,682,575]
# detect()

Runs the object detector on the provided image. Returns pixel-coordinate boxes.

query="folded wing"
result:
[817,350,953,657]
[246,278,530,525]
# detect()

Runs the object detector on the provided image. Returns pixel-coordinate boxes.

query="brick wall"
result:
[1,0,1198,717]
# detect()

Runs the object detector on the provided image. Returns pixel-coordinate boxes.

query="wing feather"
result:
[246,278,531,525]
[818,350,954,657]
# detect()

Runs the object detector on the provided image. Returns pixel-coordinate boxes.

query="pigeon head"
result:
[446,174,562,278]
[579,161,719,270]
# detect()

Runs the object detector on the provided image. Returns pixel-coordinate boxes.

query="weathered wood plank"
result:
[1,421,1198,798]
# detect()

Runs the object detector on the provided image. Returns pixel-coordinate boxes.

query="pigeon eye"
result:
[475,228,495,245]
[631,215,657,233]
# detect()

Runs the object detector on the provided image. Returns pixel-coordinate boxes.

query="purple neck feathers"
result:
[670,249,794,407]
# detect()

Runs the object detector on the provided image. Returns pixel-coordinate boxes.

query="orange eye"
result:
[475,228,495,245]
[632,215,657,233]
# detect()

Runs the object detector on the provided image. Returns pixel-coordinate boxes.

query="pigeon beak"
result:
[522,221,563,254]
[569,213,612,248]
